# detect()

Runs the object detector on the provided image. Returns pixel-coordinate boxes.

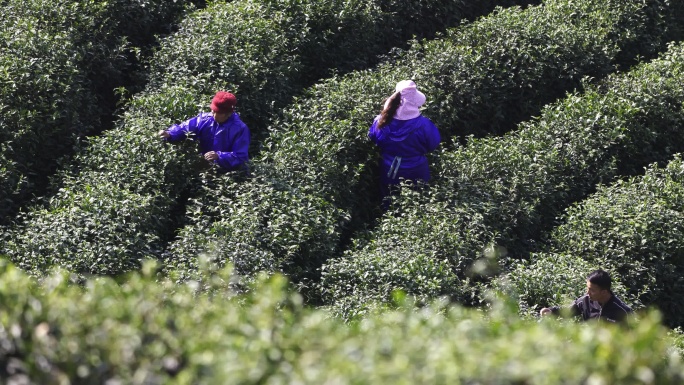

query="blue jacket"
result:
[368,115,440,183]
[166,112,250,170]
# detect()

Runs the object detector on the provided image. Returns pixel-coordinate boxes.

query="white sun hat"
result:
[392,80,426,120]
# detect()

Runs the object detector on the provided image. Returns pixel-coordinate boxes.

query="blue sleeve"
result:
[368,117,381,144]
[166,114,203,142]
[422,118,441,152]
[216,122,250,170]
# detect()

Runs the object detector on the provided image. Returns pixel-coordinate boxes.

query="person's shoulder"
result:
[415,115,438,127]
[229,112,247,125]
[192,112,213,123]
[574,294,591,306]
[608,295,633,313]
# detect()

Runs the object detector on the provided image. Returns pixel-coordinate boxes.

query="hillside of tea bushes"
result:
[1,261,683,384]
[2,0,684,381]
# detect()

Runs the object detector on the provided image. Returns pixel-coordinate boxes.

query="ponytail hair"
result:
[377,92,401,129]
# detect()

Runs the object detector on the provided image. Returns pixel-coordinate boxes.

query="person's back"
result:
[370,115,439,171]
[368,80,440,202]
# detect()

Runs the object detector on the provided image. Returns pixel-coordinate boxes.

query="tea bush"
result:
[166,164,342,289]
[1,0,522,276]
[168,0,683,294]
[0,1,98,222]
[320,41,684,319]
[317,191,495,319]
[1,82,207,277]
[0,0,194,222]
[504,156,684,326]
[0,259,683,384]
[0,181,170,276]
[147,0,533,137]
[492,252,635,316]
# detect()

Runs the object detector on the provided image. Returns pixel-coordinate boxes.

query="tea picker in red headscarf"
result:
[368,80,441,204]
[158,91,250,171]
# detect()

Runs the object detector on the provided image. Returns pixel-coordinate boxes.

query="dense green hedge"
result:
[166,0,684,294]
[320,41,684,320]
[0,9,88,220]
[148,0,533,133]
[0,0,514,276]
[0,259,683,384]
[165,164,343,288]
[0,83,206,276]
[492,252,633,315]
[501,155,684,327]
[0,0,194,223]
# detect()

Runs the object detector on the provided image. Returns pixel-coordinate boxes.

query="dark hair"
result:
[377,92,401,129]
[587,269,612,291]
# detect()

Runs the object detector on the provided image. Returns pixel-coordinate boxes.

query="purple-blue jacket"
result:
[368,115,440,186]
[166,112,250,170]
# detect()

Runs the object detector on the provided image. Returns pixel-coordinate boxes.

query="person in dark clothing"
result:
[158,91,250,171]
[368,80,441,205]
[540,269,633,323]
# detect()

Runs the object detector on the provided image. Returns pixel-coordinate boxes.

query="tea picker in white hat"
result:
[368,80,441,207]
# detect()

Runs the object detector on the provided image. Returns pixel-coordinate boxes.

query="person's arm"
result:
[539,305,562,317]
[422,118,441,152]
[368,117,381,144]
[541,298,582,317]
[215,122,250,170]
[163,114,204,142]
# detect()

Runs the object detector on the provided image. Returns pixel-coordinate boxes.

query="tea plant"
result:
[320,41,684,319]
[169,0,683,296]
[0,0,194,222]
[504,155,684,326]
[1,0,511,276]
[0,260,682,384]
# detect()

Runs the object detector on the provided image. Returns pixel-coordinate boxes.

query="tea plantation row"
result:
[322,40,684,321]
[1,0,684,323]
[1,0,532,275]
[0,0,197,223]
[2,0,684,378]
[501,154,684,327]
[0,260,683,384]
[165,0,684,299]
